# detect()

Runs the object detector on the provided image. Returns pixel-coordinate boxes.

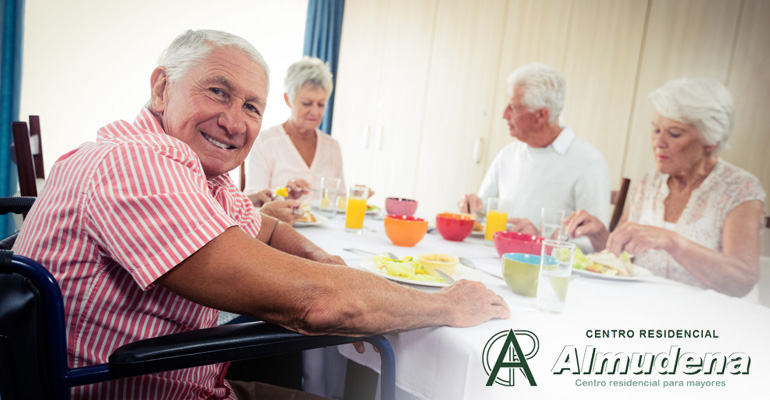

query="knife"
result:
[433,269,456,284]
[458,257,504,281]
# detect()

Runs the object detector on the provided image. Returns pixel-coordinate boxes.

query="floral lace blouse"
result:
[627,158,766,289]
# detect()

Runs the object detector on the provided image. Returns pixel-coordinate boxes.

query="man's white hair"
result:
[284,56,334,102]
[507,63,566,125]
[156,29,270,93]
[649,77,734,153]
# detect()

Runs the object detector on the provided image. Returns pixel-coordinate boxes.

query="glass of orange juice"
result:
[485,198,509,242]
[345,185,368,234]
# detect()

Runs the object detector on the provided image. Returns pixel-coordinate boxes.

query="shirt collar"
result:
[550,126,574,155]
[133,107,165,135]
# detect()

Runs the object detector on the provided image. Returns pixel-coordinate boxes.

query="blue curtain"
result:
[303,0,345,135]
[1,0,25,236]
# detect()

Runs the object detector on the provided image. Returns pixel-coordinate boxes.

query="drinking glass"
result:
[540,208,566,241]
[484,198,509,242]
[345,185,368,234]
[536,240,575,313]
[314,177,341,219]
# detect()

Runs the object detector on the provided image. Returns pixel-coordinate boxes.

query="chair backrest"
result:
[11,121,39,197]
[10,116,45,197]
[609,177,631,232]
[28,115,45,180]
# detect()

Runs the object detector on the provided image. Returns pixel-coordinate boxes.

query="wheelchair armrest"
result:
[0,197,35,215]
[109,321,371,378]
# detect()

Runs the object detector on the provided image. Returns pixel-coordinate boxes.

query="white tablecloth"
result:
[296,213,770,400]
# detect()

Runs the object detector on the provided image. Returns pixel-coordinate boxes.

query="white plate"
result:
[294,214,329,227]
[572,264,653,281]
[359,256,483,287]
[470,230,486,237]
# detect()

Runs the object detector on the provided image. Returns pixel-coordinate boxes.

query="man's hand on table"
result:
[351,280,510,354]
[440,280,510,327]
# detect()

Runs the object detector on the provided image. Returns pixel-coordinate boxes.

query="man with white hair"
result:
[13,29,509,399]
[459,63,610,252]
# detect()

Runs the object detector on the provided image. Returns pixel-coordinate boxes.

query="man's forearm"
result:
[266,221,327,260]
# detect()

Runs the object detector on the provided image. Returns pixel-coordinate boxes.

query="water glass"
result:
[540,208,566,241]
[345,185,368,234]
[314,177,341,219]
[484,198,509,242]
[536,240,575,313]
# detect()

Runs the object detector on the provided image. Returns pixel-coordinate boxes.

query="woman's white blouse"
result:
[627,158,766,289]
[243,124,346,196]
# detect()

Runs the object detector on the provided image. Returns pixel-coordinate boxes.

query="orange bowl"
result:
[493,231,544,257]
[384,215,428,247]
[435,213,475,241]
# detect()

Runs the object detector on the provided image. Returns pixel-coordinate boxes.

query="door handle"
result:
[473,137,483,164]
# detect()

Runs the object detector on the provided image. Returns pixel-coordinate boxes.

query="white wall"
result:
[20,0,308,181]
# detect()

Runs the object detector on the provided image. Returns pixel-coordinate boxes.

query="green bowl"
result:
[501,253,543,297]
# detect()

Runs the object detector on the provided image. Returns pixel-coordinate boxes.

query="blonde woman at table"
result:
[243,57,346,220]
[564,78,766,299]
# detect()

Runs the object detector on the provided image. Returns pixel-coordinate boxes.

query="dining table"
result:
[292,211,770,400]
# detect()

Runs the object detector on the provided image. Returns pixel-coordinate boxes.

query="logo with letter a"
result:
[482,329,539,386]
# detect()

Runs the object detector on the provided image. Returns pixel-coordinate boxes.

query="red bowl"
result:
[493,231,544,257]
[435,213,475,241]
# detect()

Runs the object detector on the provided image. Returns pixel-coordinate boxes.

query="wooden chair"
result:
[609,177,631,232]
[240,160,246,191]
[10,115,44,197]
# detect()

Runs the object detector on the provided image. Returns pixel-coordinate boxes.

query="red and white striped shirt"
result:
[13,108,261,399]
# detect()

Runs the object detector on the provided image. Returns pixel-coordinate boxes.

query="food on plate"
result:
[297,212,316,223]
[473,222,485,232]
[366,204,380,213]
[296,201,316,223]
[372,253,447,283]
[573,248,634,276]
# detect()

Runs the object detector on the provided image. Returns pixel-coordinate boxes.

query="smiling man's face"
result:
[150,46,268,179]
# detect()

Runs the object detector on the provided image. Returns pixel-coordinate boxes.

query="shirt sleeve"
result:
[725,173,766,210]
[331,138,347,196]
[83,142,238,289]
[478,148,504,201]
[573,157,611,227]
[723,169,766,226]
[243,136,273,195]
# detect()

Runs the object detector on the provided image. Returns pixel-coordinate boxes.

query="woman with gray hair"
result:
[244,56,346,222]
[565,77,766,299]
